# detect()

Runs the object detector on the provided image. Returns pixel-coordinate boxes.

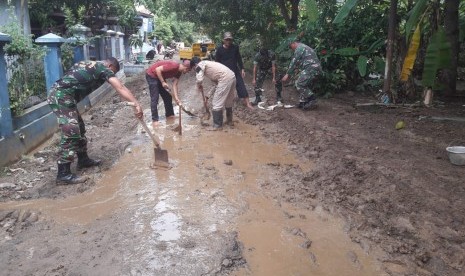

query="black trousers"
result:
[146,74,174,121]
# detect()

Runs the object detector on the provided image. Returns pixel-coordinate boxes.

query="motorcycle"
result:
[163,47,176,59]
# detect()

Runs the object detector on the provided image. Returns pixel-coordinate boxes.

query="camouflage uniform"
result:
[287,43,322,102]
[47,61,115,164]
[253,50,283,102]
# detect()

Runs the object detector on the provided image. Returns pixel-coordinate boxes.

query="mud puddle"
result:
[0,107,383,275]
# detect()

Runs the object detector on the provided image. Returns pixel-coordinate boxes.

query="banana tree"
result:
[334,0,461,99]
[401,0,459,96]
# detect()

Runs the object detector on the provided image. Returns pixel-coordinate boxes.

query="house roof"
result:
[136,5,154,18]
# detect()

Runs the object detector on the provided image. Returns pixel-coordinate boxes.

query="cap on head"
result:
[190,56,201,68]
[223,32,233,40]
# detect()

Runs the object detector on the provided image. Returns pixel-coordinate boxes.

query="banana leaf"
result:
[303,0,319,23]
[333,0,359,25]
[405,0,428,43]
[334,47,359,56]
[374,56,385,74]
[357,55,368,77]
[400,24,421,81]
[360,38,385,55]
[421,27,451,88]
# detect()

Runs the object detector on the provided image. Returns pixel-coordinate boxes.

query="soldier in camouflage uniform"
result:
[251,48,283,105]
[282,41,322,110]
[47,57,143,185]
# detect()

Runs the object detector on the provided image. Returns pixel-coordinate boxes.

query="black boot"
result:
[77,152,102,169]
[208,110,223,131]
[56,162,88,185]
[225,107,234,126]
[251,89,263,106]
[251,95,262,106]
[302,95,318,110]
[276,91,283,103]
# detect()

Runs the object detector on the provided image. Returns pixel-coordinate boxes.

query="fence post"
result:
[107,29,116,58]
[117,32,125,60]
[36,33,65,94]
[0,32,13,138]
[70,24,91,63]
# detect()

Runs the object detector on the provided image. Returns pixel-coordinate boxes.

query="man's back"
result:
[54,61,115,95]
[196,60,234,82]
[294,44,321,70]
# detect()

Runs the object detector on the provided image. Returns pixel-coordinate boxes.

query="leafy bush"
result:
[292,1,389,95]
[0,8,46,116]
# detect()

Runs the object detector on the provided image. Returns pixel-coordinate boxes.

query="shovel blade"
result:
[172,125,181,132]
[202,111,211,120]
[154,148,170,167]
[181,106,197,117]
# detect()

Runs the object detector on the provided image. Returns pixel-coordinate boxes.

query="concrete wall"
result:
[0,70,126,167]
[124,64,149,76]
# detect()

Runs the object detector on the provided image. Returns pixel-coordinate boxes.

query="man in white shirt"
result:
[190,57,236,130]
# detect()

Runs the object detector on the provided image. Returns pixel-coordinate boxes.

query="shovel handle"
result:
[178,105,182,135]
[127,102,161,148]
[200,89,210,113]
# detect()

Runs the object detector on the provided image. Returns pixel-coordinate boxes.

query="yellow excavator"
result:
[179,42,216,60]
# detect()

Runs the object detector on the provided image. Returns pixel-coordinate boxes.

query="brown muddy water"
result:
[0,107,384,275]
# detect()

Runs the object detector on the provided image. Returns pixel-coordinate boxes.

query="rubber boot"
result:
[77,152,102,169]
[302,95,318,110]
[276,91,283,104]
[56,162,88,185]
[225,107,234,127]
[251,89,262,106]
[251,95,262,106]
[208,110,223,131]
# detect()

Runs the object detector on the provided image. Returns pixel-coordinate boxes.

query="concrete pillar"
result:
[35,33,65,94]
[0,32,13,138]
[99,26,107,60]
[70,24,91,62]
[107,29,116,58]
[117,32,125,60]
[68,37,84,64]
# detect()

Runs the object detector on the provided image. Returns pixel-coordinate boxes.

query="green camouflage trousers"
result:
[295,68,319,102]
[47,88,87,164]
[254,69,283,98]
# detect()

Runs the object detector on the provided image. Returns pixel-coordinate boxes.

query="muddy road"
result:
[1,68,464,276]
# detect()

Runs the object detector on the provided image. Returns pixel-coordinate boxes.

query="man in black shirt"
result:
[215,32,253,110]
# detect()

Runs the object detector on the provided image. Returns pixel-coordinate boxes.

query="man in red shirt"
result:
[146,60,192,128]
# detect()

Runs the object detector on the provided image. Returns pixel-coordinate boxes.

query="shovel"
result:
[180,105,197,117]
[173,105,182,135]
[127,102,170,168]
[200,88,211,120]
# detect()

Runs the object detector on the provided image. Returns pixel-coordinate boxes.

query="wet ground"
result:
[1,66,465,275]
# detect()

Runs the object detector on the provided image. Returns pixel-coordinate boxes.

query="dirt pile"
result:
[235,80,465,276]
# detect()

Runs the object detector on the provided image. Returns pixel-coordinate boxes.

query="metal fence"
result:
[5,54,46,111]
